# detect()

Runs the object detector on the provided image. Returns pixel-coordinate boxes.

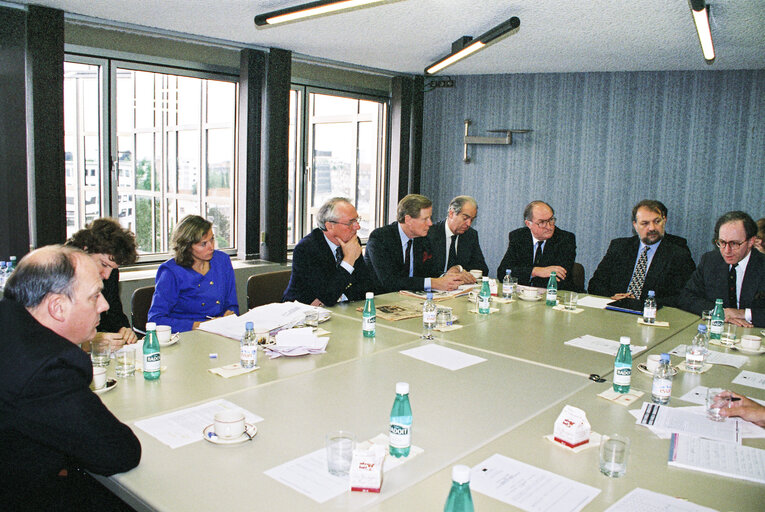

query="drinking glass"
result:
[115,347,136,377]
[599,434,629,477]
[326,431,355,476]
[91,338,111,367]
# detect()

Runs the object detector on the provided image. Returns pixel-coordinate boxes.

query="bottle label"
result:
[240,346,256,362]
[643,306,656,318]
[389,422,411,448]
[423,310,436,324]
[478,295,490,311]
[710,319,724,335]
[652,378,672,398]
[363,316,376,331]
[503,283,514,297]
[144,352,160,372]
[546,289,557,301]
[613,364,631,385]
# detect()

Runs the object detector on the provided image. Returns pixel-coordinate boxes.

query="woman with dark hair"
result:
[148,215,238,332]
[66,218,139,348]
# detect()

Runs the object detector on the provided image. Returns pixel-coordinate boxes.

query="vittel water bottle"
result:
[389,382,412,458]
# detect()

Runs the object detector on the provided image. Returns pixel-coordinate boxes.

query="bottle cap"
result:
[620,336,630,344]
[648,290,655,297]
[505,269,511,275]
[698,324,707,333]
[146,322,156,331]
[550,271,556,276]
[366,292,374,299]
[482,276,489,282]
[396,382,409,395]
[660,353,670,363]
[246,321,253,329]
[452,465,471,484]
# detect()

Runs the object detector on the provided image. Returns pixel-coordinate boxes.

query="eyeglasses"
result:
[715,239,748,249]
[328,218,360,228]
[532,216,556,228]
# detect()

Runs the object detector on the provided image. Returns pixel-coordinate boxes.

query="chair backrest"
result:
[571,262,585,293]
[247,270,292,310]
[131,285,155,334]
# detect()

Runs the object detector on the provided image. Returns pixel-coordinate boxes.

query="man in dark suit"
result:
[0,246,141,509]
[497,200,577,290]
[427,195,489,283]
[679,211,765,327]
[283,197,375,306]
[365,194,463,293]
[588,200,696,307]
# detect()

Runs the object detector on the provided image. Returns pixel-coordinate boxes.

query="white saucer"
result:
[732,344,765,355]
[518,294,543,302]
[636,363,678,376]
[203,423,257,445]
[160,333,180,347]
[92,379,117,394]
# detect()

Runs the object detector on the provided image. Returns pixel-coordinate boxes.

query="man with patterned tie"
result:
[588,200,695,307]
[283,197,375,306]
[497,200,577,290]
[426,196,489,285]
[679,211,765,327]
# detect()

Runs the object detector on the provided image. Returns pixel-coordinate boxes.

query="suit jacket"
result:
[587,236,696,307]
[496,226,577,290]
[283,228,375,305]
[426,220,489,276]
[678,249,765,327]
[0,298,141,506]
[98,268,131,333]
[364,222,439,293]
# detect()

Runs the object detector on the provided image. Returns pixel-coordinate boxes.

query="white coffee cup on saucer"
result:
[519,287,539,300]
[214,410,246,440]
[92,366,107,390]
[741,335,761,350]
[645,354,661,373]
[469,269,483,280]
[156,325,172,344]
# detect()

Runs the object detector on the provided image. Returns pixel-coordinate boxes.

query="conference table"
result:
[96,291,765,511]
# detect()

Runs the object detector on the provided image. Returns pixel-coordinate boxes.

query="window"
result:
[288,88,388,245]
[64,57,238,258]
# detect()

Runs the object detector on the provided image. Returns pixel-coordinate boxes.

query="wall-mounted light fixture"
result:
[425,17,520,75]
[255,0,387,27]
[689,0,715,64]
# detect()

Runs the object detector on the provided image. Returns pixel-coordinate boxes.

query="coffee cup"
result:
[645,354,661,373]
[469,269,483,281]
[519,287,539,299]
[214,410,246,440]
[92,366,107,390]
[156,325,172,344]
[741,335,761,350]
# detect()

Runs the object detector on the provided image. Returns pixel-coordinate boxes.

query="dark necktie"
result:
[533,241,543,266]
[335,246,343,267]
[728,263,738,308]
[404,239,412,277]
[627,246,649,298]
[447,234,458,270]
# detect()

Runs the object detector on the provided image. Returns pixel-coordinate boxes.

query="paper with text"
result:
[669,433,765,484]
[636,402,740,443]
[564,335,646,356]
[669,345,747,368]
[604,488,718,512]
[732,370,765,391]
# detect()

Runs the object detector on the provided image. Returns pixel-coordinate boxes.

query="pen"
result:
[730,397,741,402]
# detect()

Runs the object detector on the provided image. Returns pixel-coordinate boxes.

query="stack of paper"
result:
[564,335,646,356]
[275,327,324,349]
[198,302,331,340]
[669,433,765,484]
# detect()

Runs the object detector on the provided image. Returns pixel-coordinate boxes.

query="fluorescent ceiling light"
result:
[255,0,387,27]
[689,0,715,63]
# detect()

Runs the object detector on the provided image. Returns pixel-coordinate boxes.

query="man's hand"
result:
[310,298,324,307]
[724,308,753,327]
[610,292,635,301]
[117,326,138,346]
[92,331,127,351]
[446,266,476,285]
[431,274,462,291]
[531,265,567,280]
[338,236,362,266]
[717,390,765,428]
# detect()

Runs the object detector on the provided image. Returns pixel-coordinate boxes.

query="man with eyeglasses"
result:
[588,200,695,307]
[679,211,765,327]
[497,200,577,290]
[426,195,489,284]
[283,197,375,306]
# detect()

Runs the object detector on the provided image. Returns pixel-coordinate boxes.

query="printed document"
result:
[564,335,646,356]
[669,433,765,484]
[731,370,765,391]
[604,488,718,512]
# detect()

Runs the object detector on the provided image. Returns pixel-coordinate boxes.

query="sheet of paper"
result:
[470,453,600,512]
[399,344,487,371]
[668,345,748,368]
[576,295,613,309]
[732,370,765,390]
[604,488,718,512]
[679,385,765,407]
[564,335,646,357]
[635,402,740,443]
[669,433,765,484]
[629,404,765,440]
[133,399,263,449]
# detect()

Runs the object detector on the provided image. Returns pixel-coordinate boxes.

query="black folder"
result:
[605,297,662,315]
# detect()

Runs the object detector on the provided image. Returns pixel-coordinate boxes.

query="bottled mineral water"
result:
[502,269,513,299]
[362,292,376,337]
[0,261,6,290]
[651,353,673,404]
[240,321,257,368]
[422,292,436,340]
[710,298,724,341]
[444,465,474,512]
[389,382,412,458]
[546,271,558,306]
[613,336,632,393]
[143,322,161,380]
[685,324,708,372]
[478,277,491,315]
[643,290,657,324]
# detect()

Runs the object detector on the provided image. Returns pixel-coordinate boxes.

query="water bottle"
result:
[478,277,491,315]
[422,292,436,340]
[546,271,558,306]
[685,324,708,372]
[362,292,376,337]
[502,269,513,299]
[643,290,657,324]
[241,321,257,368]
[389,382,412,458]
[444,465,474,512]
[613,336,632,393]
[709,298,724,341]
[0,261,6,290]
[143,322,161,380]
[7,256,16,272]
[651,353,673,404]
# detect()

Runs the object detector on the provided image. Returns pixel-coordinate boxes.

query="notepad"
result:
[668,433,765,484]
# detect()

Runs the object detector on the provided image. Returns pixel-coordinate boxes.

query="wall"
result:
[421,70,765,283]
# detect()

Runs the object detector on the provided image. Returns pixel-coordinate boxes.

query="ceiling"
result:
[12,0,765,75]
